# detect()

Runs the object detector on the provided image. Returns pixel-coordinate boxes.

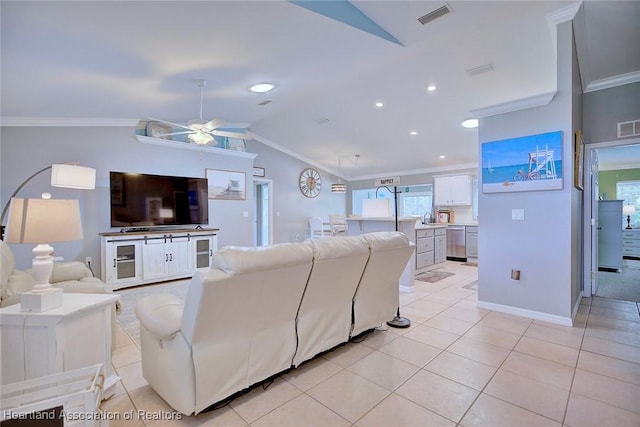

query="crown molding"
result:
[250,133,344,178]
[0,117,140,127]
[470,92,556,119]
[584,70,640,93]
[349,163,478,182]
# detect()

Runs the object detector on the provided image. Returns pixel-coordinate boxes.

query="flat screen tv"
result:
[110,171,209,229]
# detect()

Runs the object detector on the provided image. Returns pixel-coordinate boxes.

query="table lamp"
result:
[623,204,636,229]
[0,163,96,240]
[5,198,84,312]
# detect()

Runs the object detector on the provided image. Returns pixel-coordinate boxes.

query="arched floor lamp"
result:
[376,185,411,329]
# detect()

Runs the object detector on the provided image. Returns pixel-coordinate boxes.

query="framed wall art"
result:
[146,121,173,140]
[206,169,246,200]
[481,130,563,193]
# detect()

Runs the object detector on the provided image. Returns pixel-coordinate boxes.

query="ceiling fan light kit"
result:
[148,79,250,146]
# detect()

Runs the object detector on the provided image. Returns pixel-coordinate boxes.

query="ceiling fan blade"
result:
[154,130,193,137]
[147,118,191,131]
[211,130,251,139]
[204,118,224,131]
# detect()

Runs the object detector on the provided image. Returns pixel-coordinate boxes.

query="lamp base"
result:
[387,315,411,328]
[20,288,63,313]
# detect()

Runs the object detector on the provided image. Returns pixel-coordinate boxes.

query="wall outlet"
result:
[85,257,92,265]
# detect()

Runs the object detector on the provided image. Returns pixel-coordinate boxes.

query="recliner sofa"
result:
[135,231,414,415]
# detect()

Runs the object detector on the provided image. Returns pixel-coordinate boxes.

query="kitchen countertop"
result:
[415,223,449,229]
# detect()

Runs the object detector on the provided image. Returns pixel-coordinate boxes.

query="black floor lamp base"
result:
[387,315,411,328]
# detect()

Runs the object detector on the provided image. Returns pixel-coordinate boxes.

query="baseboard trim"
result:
[400,284,417,293]
[477,300,573,326]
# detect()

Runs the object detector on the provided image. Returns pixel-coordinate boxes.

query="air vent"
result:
[467,63,494,77]
[618,119,640,138]
[418,4,452,25]
[257,100,272,106]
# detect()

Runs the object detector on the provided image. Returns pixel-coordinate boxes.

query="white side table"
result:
[0,293,120,398]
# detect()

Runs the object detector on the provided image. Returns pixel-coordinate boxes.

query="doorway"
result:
[253,179,273,246]
[584,137,640,301]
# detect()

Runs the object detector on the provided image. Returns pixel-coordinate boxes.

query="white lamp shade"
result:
[51,164,96,189]
[5,198,83,244]
[362,199,392,217]
[623,204,636,216]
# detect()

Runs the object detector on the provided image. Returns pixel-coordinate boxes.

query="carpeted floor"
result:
[116,279,190,345]
[415,270,455,283]
[596,260,640,302]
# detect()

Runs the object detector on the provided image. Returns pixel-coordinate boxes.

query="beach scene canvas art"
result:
[482,131,563,193]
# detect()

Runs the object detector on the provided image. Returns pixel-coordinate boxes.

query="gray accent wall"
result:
[477,21,582,321]
[583,82,640,144]
[1,126,345,273]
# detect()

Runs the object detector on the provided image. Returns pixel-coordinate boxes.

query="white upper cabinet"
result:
[434,175,472,206]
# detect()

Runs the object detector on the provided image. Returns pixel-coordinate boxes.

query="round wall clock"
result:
[299,168,322,198]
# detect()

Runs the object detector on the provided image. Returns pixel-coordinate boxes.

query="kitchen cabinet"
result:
[415,225,447,273]
[598,200,623,270]
[466,226,478,259]
[434,175,472,205]
[434,228,447,264]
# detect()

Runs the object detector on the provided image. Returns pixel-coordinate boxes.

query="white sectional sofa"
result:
[135,231,414,415]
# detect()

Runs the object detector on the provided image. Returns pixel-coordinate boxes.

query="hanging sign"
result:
[375,176,401,186]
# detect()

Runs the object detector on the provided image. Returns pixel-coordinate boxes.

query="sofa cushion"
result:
[0,240,16,291]
[50,261,93,282]
[212,241,314,275]
[363,231,410,250]
[1,269,36,307]
[136,294,184,341]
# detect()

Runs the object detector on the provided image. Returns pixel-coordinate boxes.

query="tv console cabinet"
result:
[100,228,218,290]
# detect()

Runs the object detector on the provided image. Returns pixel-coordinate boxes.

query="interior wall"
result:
[0,126,345,273]
[583,82,640,144]
[598,169,640,200]
[477,21,578,321]
[245,140,346,243]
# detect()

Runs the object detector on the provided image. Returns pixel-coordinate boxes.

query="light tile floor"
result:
[102,261,640,426]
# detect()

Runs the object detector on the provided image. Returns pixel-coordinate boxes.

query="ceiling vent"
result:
[257,100,272,106]
[618,119,640,138]
[467,63,494,77]
[418,4,452,25]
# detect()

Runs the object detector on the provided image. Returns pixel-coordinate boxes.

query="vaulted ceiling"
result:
[2,1,639,178]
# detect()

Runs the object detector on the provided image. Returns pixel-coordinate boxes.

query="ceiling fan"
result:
[149,79,250,145]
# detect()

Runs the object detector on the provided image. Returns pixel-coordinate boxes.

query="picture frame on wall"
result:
[146,121,173,140]
[481,130,563,193]
[573,130,584,190]
[252,167,265,177]
[206,168,246,200]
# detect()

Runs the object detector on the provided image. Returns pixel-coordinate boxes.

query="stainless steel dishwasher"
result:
[446,225,466,261]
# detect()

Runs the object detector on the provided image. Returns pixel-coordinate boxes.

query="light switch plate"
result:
[512,209,525,220]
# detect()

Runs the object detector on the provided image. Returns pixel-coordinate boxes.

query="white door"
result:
[590,149,600,295]
[253,179,273,246]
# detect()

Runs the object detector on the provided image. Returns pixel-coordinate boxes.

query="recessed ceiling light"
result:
[250,83,275,93]
[375,101,384,108]
[410,131,418,136]
[427,85,437,92]
[461,119,478,128]
[439,155,446,159]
